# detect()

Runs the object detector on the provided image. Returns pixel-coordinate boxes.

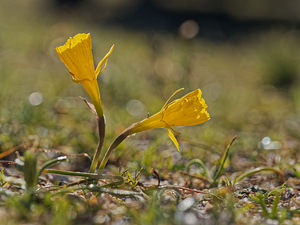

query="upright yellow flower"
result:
[130,88,210,150]
[56,33,114,117]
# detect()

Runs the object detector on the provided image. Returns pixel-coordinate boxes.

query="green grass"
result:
[1,0,300,224]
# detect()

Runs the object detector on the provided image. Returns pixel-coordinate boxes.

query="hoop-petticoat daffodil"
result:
[56,33,114,117]
[98,88,210,171]
[129,88,210,150]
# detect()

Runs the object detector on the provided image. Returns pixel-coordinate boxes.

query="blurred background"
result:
[1,0,300,171]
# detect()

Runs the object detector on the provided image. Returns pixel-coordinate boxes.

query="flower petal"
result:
[168,129,180,151]
[56,33,95,81]
[161,88,184,111]
[95,44,115,78]
[129,89,210,134]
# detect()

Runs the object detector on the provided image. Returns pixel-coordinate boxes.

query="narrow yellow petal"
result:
[168,129,180,151]
[161,88,184,111]
[97,59,108,76]
[95,44,115,78]
[169,127,181,135]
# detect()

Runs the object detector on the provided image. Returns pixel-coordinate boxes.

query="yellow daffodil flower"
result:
[98,88,210,171]
[129,88,210,150]
[56,33,114,117]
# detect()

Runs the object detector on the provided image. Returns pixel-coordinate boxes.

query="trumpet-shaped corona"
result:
[56,33,114,117]
[130,89,210,150]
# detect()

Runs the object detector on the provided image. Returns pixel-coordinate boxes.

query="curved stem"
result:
[38,156,68,177]
[89,116,105,173]
[98,128,132,172]
[186,158,212,181]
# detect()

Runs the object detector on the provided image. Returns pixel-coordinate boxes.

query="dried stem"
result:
[0,143,28,159]
[151,168,161,187]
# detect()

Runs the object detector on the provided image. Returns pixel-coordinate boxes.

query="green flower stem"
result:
[89,115,105,173]
[98,128,132,172]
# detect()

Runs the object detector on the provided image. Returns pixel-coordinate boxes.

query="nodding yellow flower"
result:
[98,88,210,170]
[129,88,210,150]
[56,33,114,117]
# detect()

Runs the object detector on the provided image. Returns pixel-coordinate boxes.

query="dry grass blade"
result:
[0,144,27,159]
[0,160,17,165]
[152,168,161,186]
[80,96,97,117]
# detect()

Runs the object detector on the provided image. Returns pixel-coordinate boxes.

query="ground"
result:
[1,1,300,224]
